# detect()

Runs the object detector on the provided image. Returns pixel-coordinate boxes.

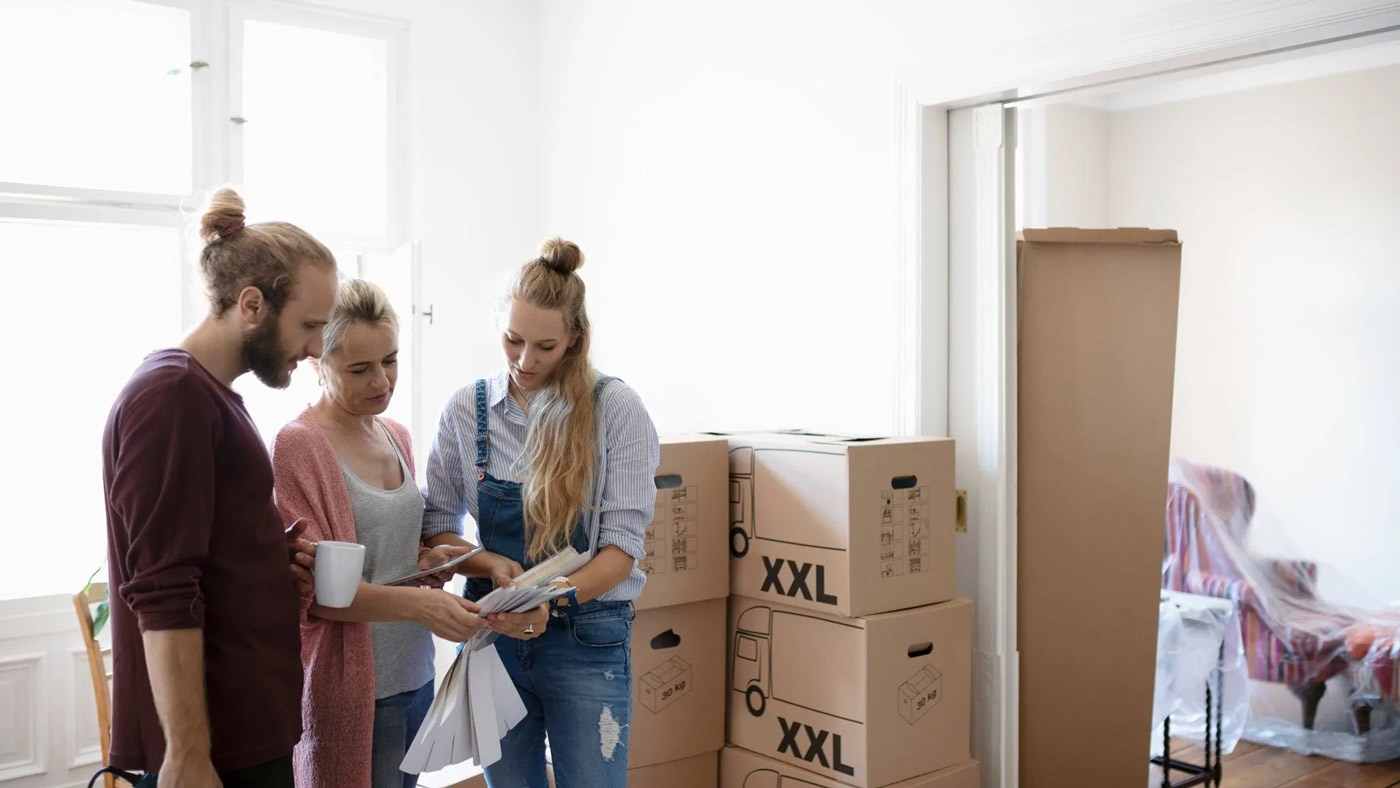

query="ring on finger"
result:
[524,624,535,635]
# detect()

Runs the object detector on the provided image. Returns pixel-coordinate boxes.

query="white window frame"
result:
[224,0,411,249]
[0,0,415,389]
[0,6,416,781]
[221,0,420,439]
[0,1,412,281]
[0,0,416,585]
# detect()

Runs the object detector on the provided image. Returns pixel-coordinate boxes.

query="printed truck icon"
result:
[728,446,847,558]
[640,655,692,714]
[897,665,942,724]
[742,769,822,788]
[731,605,863,722]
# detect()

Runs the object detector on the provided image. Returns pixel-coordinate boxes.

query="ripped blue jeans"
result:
[482,600,634,788]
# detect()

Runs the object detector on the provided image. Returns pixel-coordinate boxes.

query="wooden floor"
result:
[1150,739,1400,787]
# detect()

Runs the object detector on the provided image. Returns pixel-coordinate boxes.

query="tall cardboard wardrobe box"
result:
[1017,228,1181,786]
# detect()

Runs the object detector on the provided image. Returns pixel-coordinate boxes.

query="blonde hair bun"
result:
[199,187,247,245]
[538,237,584,274]
[193,186,336,316]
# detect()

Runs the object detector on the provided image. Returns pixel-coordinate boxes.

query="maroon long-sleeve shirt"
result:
[102,349,302,772]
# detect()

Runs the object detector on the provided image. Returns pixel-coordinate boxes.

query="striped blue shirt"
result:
[422,370,660,602]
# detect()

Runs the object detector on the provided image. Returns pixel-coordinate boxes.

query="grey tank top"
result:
[341,422,434,699]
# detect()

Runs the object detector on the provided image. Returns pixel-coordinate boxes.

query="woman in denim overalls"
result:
[423,237,661,787]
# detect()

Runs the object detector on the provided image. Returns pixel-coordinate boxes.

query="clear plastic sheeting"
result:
[1243,696,1400,763]
[1161,458,1400,762]
[1151,590,1249,757]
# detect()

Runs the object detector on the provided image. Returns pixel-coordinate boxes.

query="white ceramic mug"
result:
[314,541,366,608]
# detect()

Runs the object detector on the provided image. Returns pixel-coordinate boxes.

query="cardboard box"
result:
[544,752,719,786]
[1016,228,1181,786]
[631,598,726,768]
[629,751,720,788]
[638,436,731,610]
[726,595,971,787]
[713,431,955,618]
[640,655,693,714]
[721,747,980,788]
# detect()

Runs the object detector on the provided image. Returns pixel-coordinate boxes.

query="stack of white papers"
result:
[399,641,524,771]
[466,583,573,652]
[401,548,590,772]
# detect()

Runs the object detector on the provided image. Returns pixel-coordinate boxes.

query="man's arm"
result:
[143,630,221,787]
[109,383,222,785]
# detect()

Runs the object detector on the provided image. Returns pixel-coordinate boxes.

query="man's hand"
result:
[157,755,222,788]
[143,629,218,788]
[284,519,316,593]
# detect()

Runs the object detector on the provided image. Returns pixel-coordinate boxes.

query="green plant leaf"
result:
[85,563,110,639]
[92,600,110,639]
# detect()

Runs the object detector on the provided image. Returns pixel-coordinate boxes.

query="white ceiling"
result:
[1063,33,1400,112]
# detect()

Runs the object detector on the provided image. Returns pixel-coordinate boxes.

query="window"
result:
[0,219,183,601]
[0,0,192,194]
[237,17,392,238]
[0,0,412,602]
[736,635,759,662]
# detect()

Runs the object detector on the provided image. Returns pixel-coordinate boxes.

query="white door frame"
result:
[896,5,1400,786]
[948,103,1020,788]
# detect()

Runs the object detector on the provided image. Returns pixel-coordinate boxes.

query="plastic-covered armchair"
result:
[1162,459,1349,729]
[1344,619,1400,733]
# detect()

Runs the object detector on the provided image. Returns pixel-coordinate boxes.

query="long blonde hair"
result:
[511,237,597,560]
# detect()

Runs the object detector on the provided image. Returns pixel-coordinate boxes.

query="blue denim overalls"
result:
[466,377,634,787]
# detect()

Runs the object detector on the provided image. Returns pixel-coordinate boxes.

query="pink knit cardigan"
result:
[271,407,418,788]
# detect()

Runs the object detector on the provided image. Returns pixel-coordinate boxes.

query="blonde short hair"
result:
[323,278,399,358]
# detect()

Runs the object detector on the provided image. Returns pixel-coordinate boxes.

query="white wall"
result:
[537,2,910,436]
[537,0,1208,437]
[1104,64,1400,607]
[534,0,1199,437]
[533,0,1396,434]
[388,0,542,443]
[1021,103,1111,229]
[0,595,109,788]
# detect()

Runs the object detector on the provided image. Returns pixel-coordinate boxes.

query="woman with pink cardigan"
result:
[272,279,504,788]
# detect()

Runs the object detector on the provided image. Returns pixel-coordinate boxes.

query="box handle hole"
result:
[651,629,682,650]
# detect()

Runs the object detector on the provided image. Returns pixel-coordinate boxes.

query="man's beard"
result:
[242,311,294,389]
